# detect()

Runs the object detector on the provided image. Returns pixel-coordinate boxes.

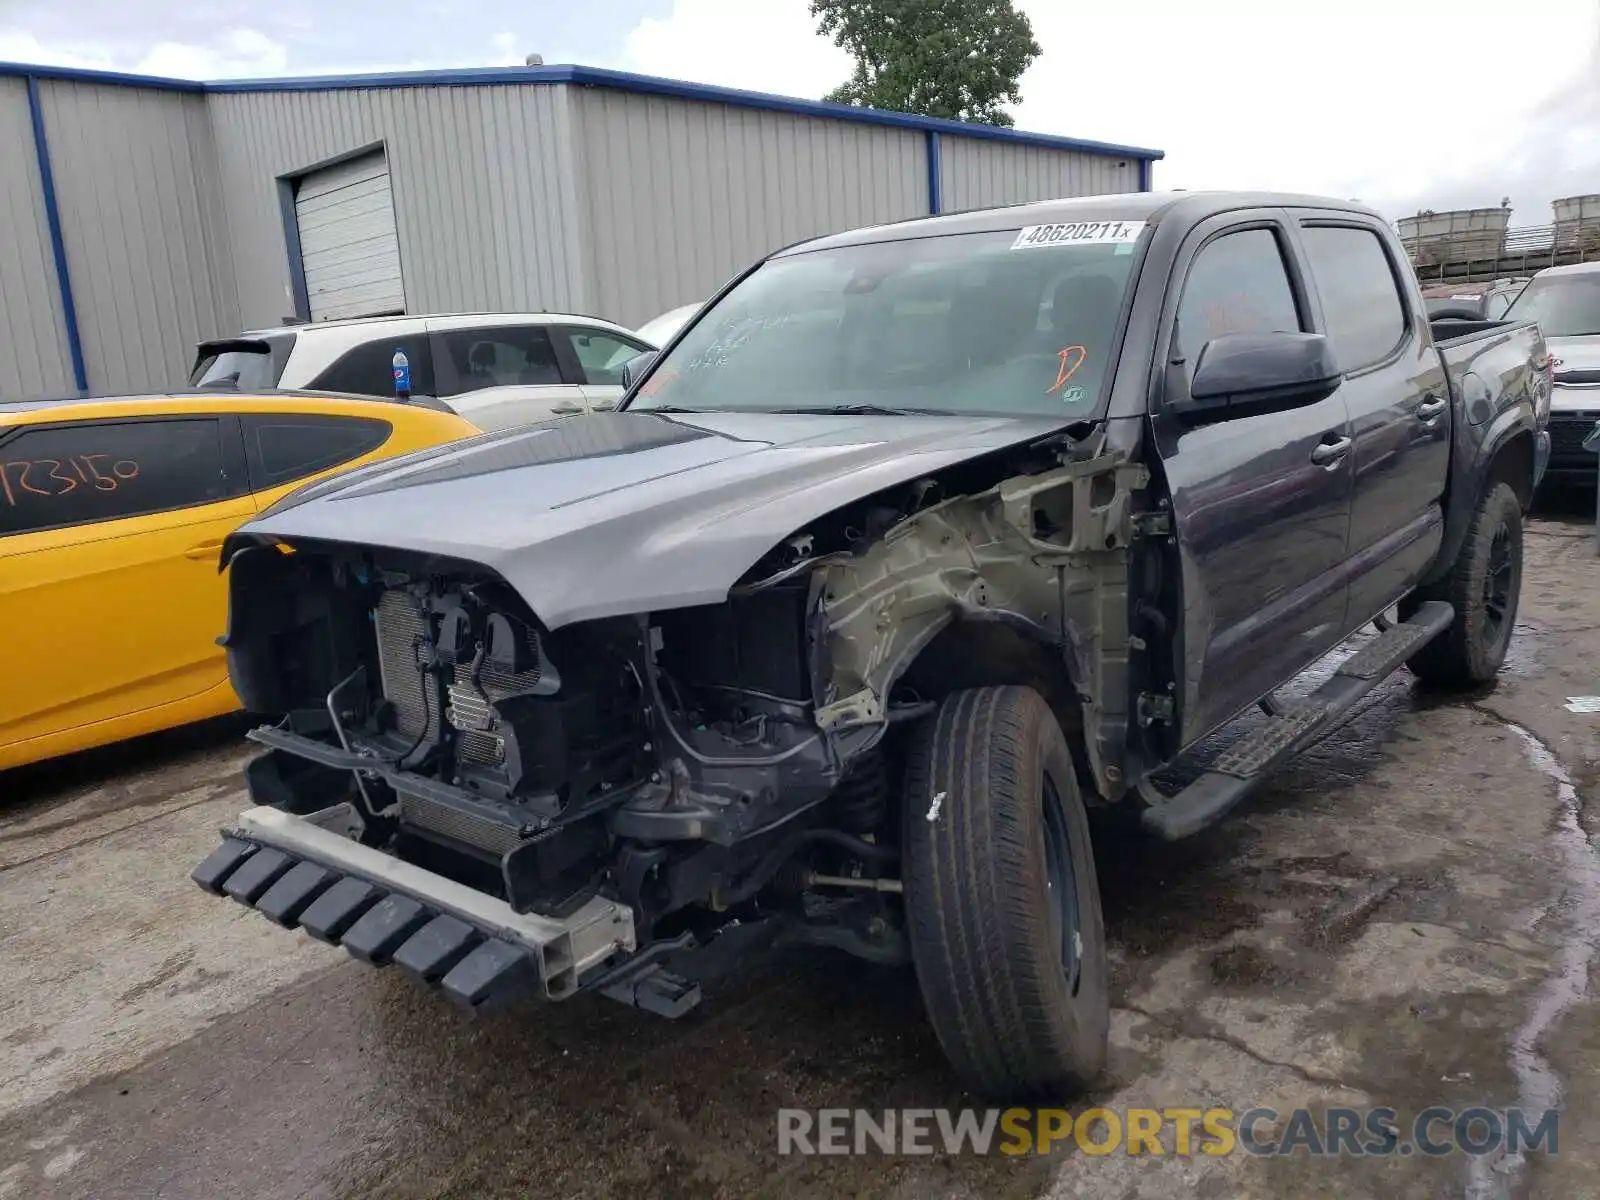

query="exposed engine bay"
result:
[216,425,1162,1013]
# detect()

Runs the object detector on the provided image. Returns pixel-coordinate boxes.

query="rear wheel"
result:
[900,686,1108,1099]
[1401,482,1523,688]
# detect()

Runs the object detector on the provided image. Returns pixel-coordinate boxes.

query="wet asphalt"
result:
[2,508,1598,1200]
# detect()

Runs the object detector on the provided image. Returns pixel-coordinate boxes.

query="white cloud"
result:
[3,0,1593,223]
[0,31,117,71]
[490,30,520,64]
[1012,0,1599,220]
[607,0,1600,222]
[0,22,533,81]
[135,28,290,79]
[0,26,291,79]
[611,0,851,98]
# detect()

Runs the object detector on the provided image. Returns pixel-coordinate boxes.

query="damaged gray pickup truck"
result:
[194,191,1551,1099]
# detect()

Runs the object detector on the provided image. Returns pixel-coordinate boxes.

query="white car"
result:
[1501,262,1600,487]
[633,301,703,349]
[190,313,657,431]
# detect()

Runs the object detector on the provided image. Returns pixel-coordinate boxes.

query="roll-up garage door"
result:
[295,151,405,321]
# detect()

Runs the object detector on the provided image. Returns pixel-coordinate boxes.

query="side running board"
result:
[1141,601,1455,840]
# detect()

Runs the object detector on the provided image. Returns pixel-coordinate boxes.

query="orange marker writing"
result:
[1048,346,1087,394]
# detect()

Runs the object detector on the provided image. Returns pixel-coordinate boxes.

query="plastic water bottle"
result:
[392,348,412,401]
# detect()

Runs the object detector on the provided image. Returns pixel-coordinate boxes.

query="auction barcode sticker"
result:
[1012,220,1147,249]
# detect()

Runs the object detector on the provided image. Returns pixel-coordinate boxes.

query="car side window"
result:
[241,414,391,490]
[1175,228,1302,379]
[437,326,563,395]
[565,327,651,387]
[0,418,232,536]
[1485,290,1515,320]
[308,334,434,397]
[1299,225,1409,371]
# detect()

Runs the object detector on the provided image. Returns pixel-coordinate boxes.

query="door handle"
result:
[1417,395,1447,419]
[184,540,225,560]
[550,403,583,416]
[1310,435,1352,466]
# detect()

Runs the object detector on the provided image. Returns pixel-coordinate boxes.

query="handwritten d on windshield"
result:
[1048,346,1087,394]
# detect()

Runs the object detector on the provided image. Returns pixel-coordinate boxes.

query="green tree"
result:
[811,0,1042,127]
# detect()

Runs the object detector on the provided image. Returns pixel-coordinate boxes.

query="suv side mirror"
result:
[620,350,659,391]
[1171,332,1342,419]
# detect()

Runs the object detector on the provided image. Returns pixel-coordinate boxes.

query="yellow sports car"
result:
[0,390,480,770]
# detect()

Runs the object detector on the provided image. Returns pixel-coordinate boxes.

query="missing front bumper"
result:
[191,805,636,1008]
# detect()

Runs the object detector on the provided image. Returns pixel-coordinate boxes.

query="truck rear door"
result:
[1291,217,1448,625]
[1151,211,1356,743]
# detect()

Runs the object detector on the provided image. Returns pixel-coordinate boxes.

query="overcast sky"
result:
[3,0,1598,224]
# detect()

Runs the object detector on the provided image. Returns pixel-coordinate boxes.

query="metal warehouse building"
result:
[0,61,1163,398]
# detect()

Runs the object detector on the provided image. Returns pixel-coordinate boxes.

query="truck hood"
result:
[1548,335,1600,412]
[231,409,1076,628]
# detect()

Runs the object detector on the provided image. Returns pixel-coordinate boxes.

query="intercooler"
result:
[398,793,529,857]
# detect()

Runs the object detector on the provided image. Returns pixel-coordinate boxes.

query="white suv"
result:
[190,313,657,431]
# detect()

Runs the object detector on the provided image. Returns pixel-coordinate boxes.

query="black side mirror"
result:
[620,350,659,391]
[1170,332,1342,420]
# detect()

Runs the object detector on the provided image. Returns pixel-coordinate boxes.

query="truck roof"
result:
[782,190,1387,256]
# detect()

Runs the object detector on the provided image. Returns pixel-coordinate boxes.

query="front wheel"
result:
[900,686,1109,1100]
[1401,482,1523,688]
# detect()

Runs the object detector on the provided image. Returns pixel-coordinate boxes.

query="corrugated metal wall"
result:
[939,135,1141,213]
[0,79,73,397]
[206,85,587,330]
[4,71,1153,396]
[571,89,929,328]
[35,81,238,392]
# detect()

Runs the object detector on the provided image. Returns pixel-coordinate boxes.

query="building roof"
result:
[0,60,1163,162]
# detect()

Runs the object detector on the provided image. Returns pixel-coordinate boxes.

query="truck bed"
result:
[1430,317,1518,346]
[1430,318,1544,421]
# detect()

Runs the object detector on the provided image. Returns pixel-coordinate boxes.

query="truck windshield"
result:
[628,225,1145,418]
[1503,272,1600,337]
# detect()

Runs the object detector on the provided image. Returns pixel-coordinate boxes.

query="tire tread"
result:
[1403,482,1522,688]
[902,685,1107,1099]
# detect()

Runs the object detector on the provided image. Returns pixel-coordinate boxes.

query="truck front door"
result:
[1151,215,1356,744]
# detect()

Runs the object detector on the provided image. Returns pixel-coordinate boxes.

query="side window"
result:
[1299,226,1409,371]
[437,326,563,396]
[241,414,391,490]
[565,327,651,387]
[308,334,434,397]
[0,418,232,536]
[1176,228,1303,378]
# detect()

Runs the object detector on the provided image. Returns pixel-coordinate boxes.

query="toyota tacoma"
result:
[193,191,1550,1099]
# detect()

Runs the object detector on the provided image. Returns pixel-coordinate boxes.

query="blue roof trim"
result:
[0,60,205,92]
[0,60,1163,161]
